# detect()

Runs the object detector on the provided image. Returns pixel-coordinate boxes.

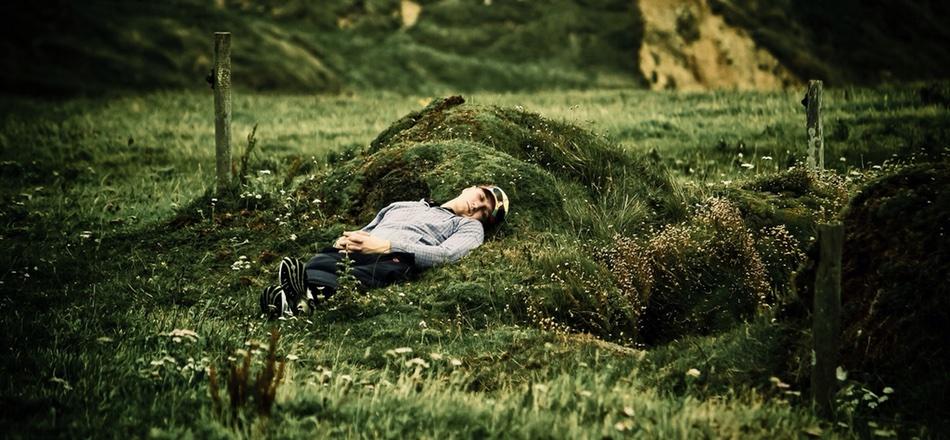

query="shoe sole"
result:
[279,257,306,304]
[259,285,290,319]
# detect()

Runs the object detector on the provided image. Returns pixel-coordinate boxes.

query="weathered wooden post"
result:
[213,32,232,194]
[812,221,843,417]
[804,80,824,170]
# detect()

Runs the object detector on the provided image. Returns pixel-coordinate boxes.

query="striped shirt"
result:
[361,201,484,268]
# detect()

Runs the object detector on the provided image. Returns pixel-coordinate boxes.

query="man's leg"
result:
[303,250,415,297]
[349,254,415,289]
[304,251,343,299]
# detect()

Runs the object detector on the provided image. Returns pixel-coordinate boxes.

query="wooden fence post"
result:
[804,80,824,171]
[812,221,843,417]
[213,32,232,194]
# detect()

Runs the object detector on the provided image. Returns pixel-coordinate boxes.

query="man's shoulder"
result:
[389,200,428,209]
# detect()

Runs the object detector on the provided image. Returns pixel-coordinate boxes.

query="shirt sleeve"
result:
[389,219,485,268]
[361,204,395,233]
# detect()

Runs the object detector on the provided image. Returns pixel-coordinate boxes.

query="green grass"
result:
[2,86,947,438]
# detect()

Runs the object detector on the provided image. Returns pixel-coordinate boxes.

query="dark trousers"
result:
[304,248,415,298]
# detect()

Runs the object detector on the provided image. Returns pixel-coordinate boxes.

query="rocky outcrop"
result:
[638,0,798,90]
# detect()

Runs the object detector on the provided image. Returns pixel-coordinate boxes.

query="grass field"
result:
[1,85,947,438]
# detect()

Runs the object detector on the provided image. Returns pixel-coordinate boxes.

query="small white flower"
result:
[258,170,272,175]
[405,358,430,369]
[740,163,755,169]
[769,376,790,389]
[289,234,297,241]
[450,358,462,367]
[686,368,701,378]
[836,366,848,381]
[762,156,773,161]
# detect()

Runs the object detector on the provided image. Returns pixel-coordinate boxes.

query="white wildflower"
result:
[405,358,430,369]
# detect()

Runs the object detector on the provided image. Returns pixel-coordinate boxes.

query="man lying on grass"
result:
[260,185,509,319]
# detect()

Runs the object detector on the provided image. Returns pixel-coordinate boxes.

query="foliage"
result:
[209,328,286,429]
[595,198,805,345]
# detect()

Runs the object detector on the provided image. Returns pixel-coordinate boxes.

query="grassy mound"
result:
[722,167,850,243]
[303,96,689,236]
[289,96,690,339]
[835,161,949,425]
[288,97,854,345]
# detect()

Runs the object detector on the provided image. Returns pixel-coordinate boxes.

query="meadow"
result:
[1,85,947,438]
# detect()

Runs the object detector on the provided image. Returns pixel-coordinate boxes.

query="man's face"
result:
[457,186,495,223]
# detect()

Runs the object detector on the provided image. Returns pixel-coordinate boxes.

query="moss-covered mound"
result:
[302,96,687,235]
[287,97,862,344]
[283,96,702,340]
[836,161,950,420]
[721,167,849,243]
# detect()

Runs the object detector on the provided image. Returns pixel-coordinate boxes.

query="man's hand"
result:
[334,230,391,254]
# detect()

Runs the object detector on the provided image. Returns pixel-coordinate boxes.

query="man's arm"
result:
[389,220,484,268]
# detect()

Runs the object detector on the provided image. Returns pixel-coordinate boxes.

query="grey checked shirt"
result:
[361,201,484,268]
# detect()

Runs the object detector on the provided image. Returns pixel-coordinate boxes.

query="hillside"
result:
[4,0,949,96]
[709,0,950,85]
[2,0,642,95]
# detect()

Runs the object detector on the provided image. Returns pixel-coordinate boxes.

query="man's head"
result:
[446,185,509,225]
